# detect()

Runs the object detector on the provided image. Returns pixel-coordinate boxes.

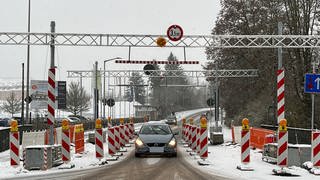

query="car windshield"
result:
[140,125,171,135]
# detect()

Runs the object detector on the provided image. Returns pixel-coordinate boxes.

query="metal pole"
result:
[312,62,316,131]
[25,0,31,124]
[277,22,284,124]
[21,63,25,125]
[215,61,219,130]
[93,61,98,120]
[103,61,106,120]
[79,74,83,116]
[49,21,55,145]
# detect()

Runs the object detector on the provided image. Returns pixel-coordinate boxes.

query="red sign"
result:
[167,25,183,41]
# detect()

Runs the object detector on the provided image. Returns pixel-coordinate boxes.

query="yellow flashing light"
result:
[279,119,287,131]
[156,36,167,47]
[96,118,102,129]
[242,118,250,131]
[61,119,69,131]
[200,117,207,129]
[10,119,18,132]
[120,118,124,125]
[189,118,194,125]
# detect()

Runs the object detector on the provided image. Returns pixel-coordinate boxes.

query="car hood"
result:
[139,134,173,143]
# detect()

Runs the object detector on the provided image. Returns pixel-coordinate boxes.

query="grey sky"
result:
[0,0,221,82]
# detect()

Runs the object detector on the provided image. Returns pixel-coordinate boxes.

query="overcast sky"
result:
[0,0,221,83]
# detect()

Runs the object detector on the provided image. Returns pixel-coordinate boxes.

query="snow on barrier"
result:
[95,119,104,160]
[10,120,19,167]
[237,118,253,171]
[61,119,70,163]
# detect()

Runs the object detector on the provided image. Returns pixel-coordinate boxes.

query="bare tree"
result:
[66,82,91,115]
[0,91,21,117]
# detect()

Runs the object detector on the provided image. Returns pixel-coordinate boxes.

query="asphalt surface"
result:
[70,147,227,180]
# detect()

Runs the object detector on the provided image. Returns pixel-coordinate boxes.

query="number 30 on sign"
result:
[167,25,183,41]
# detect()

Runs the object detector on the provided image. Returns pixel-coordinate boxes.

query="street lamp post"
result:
[25,0,31,124]
[103,57,121,120]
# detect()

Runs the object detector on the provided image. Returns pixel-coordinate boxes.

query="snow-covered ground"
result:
[182,126,319,180]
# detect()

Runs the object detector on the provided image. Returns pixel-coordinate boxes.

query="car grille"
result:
[146,143,165,147]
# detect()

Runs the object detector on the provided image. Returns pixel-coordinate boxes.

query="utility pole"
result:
[48,21,55,145]
[311,62,316,131]
[215,61,219,130]
[25,0,31,124]
[21,63,25,125]
[93,61,98,121]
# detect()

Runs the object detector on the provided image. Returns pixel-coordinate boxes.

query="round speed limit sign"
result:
[167,25,183,41]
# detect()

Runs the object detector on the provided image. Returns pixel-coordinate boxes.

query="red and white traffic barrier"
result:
[119,125,125,147]
[129,123,134,139]
[184,124,189,141]
[277,69,285,123]
[10,130,19,167]
[95,119,104,160]
[277,130,288,167]
[188,125,192,146]
[312,131,320,168]
[196,127,200,154]
[241,130,250,164]
[61,119,70,163]
[199,127,208,159]
[191,126,197,151]
[124,124,130,144]
[114,126,120,151]
[108,127,116,156]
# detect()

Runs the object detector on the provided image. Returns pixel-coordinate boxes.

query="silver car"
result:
[135,122,177,157]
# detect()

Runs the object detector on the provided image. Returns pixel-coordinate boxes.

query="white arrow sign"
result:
[315,77,320,89]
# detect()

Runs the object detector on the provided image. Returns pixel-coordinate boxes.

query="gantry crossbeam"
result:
[67,69,259,78]
[1,32,320,48]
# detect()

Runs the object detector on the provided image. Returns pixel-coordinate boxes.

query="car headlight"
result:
[135,138,144,146]
[168,138,176,146]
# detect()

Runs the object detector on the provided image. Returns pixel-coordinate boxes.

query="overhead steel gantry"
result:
[67,69,259,78]
[1,32,320,48]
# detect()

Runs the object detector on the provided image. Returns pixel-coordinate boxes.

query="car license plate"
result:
[149,147,164,153]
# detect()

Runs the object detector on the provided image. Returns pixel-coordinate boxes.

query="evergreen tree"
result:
[66,82,91,115]
[125,72,146,105]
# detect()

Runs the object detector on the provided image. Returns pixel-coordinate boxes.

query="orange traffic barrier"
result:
[75,124,85,154]
[69,125,75,143]
[250,127,275,149]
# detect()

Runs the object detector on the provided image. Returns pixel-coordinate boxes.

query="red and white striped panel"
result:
[277,131,288,167]
[115,60,199,64]
[114,126,120,151]
[95,129,104,159]
[10,132,19,167]
[108,127,116,156]
[188,125,192,146]
[129,123,134,139]
[43,147,48,170]
[277,69,285,123]
[124,124,130,144]
[312,131,320,167]
[196,127,200,154]
[181,124,185,140]
[119,125,125,147]
[61,129,70,162]
[184,124,188,141]
[241,130,250,164]
[191,126,197,151]
[199,128,208,159]
[47,68,56,125]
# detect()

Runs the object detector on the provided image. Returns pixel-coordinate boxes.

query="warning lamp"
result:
[189,118,194,125]
[129,117,134,123]
[120,118,124,125]
[182,118,186,125]
[62,119,69,130]
[10,119,18,132]
[200,117,207,129]
[156,36,167,47]
[96,118,102,129]
[242,118,250,131]
[279,119,287,131]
